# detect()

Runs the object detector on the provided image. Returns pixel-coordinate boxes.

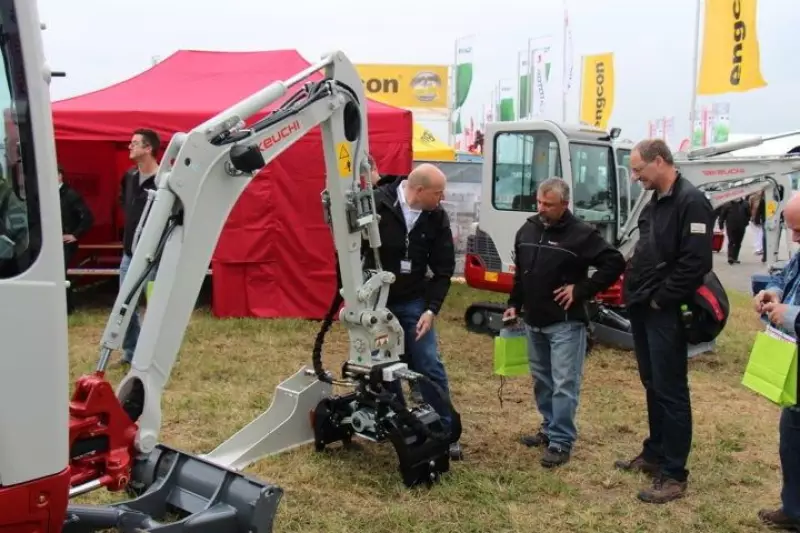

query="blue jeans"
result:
[780,406,800,519]
[525,321,587,451]
[119,254,141,362]
[388,299,455,432]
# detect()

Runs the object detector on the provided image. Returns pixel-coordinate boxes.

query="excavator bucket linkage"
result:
[63,444,282,533]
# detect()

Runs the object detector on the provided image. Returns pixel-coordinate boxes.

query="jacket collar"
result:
[528,208,575,230]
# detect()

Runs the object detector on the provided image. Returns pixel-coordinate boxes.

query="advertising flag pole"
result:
[688,0,703,139]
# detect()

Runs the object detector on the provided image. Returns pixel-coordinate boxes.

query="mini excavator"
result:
[0,2,459,533]
[463,120,800,354]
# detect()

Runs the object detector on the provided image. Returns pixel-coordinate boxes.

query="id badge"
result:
[400,259,412,273]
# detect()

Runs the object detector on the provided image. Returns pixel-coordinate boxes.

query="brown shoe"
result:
[637,477,687,504]
[758,508,800,531]
[613,454,661,477]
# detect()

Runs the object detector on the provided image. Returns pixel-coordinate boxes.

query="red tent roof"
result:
[51,49,413,319]
[52,49,407,141]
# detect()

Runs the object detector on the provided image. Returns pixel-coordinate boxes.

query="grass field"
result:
[68,283,785,533]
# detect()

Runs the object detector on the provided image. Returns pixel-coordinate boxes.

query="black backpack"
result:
[683,271,730,344]
[649,216,730,344]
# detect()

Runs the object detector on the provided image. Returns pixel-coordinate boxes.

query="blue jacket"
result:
[765,252,800,337]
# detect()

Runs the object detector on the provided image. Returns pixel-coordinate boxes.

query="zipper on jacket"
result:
[525,227,547,275]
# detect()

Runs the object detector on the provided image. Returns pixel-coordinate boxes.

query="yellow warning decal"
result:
[336,142,352,178]
[766,200,778,218]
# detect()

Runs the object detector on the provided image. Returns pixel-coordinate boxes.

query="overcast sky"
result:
[37,0,800,146]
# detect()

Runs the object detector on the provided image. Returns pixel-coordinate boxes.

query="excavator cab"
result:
[0,2,283,533]
[464,120,627,327]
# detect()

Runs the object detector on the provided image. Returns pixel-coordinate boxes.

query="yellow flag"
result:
[697,0,767,95]
[579,53,614,130]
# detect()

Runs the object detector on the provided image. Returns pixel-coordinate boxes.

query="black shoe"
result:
[520,431,549,448]
[410,385,424,404]
[449,442,464,461]
[541,444,570,468]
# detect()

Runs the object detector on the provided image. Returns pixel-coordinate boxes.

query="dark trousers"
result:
[63,241,78,313]
[780,407,800,519]
[725,225,746,262]
[386,298,455,432]
[629,303,692,482]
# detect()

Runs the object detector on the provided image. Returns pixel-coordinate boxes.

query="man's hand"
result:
[763,302,789,326]
[416,311,434,341]
[553,284,575,310]
[502,307,517,321]
[62,234,76,243]
[753,290,779,314]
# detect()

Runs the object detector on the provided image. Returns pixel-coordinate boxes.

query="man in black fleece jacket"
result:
[365,163,463,460]
[58,167,94,313]
[503,177,625,468]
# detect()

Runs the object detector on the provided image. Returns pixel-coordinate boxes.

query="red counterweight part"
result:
[68,371,138,492]
[0,467,71,533]
[595,276,625,307]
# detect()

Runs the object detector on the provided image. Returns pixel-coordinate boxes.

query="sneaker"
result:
[541,444,570,468]
[637,476,687,504]
[614,453,661,477]
[519,431,550,448]
[757,508,800,531]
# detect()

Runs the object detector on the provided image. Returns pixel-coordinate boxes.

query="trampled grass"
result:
[68,283,785,532]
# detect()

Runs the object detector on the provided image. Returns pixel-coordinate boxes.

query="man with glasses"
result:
[614,138,714,504]
[114,128,161,367]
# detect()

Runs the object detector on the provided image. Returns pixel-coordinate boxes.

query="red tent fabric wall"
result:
[51,49,413,318]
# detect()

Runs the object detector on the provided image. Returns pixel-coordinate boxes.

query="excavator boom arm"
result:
[618,155,800,262]
[89,51,402,460]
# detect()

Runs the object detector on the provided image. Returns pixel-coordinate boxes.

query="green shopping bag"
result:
[145,281,154,302]
[493,326,529,377]
[741,327,798,408]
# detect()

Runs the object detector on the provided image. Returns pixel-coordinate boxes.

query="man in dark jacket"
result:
[615,139,714,504]
[755,191,800,531]
[115,128,160,366]
[502,177,625,468]
[364,163,463,460]
[717,197,750,265]
[58,167,94,313]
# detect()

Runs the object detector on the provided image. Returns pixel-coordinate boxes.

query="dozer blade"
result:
[63,444,282,533]
[204,367,332,471]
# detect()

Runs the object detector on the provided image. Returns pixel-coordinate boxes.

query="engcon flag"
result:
[354,64,450,110]
[696,0,767,95]
[579,53,615,129]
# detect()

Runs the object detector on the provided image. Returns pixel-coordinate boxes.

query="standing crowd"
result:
[59,129,796,528]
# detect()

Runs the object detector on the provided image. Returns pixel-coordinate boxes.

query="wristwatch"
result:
[423,309,435,318]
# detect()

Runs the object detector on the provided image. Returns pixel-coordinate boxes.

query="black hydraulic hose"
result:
[312,256,344,382]
[122,215,179,308]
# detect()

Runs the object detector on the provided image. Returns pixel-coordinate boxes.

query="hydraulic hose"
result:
[311,256,344,383]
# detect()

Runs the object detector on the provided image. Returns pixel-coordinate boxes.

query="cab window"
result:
[0,3,42,279]
[615,147,640,226]
[568,143,616,227]
[491,130,562,212]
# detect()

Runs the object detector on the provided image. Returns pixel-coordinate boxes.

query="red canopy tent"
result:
[51,49,413,318]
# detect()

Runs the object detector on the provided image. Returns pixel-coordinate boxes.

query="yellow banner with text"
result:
[580,53,615,130]
[697,0,767,95]
[354,64,450,110]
